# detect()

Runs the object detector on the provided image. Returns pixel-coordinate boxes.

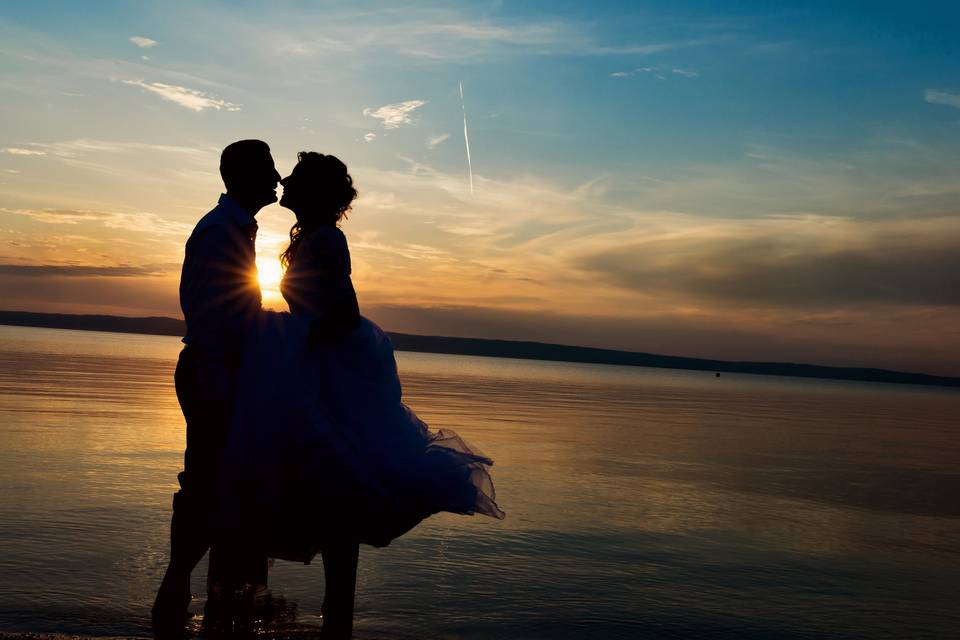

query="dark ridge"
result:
[386,332,960,388]
[1,310,957,388]
[0,310,184,336]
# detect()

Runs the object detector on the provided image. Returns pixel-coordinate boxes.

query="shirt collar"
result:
[218,193,257,228]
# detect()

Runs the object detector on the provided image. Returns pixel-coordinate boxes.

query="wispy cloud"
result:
[574,216,960,309]
[2,147,47,156]
[7,152,958,376]
[4,207,193,236]
[0,263,167,277]
[277,38,355,56]
[31,139,210,156]
[275,20,572,60]
[263,8,713,62]
[0,139,215,187]
[610,67,671,80]
[925,89,960,109]
[5,208,111,224]
[128,36,158,48]
[364,132,377,142]
[363,99,427,129]
[122,79,240,112]
[589,41,706,56]
[428,133,450,148]
[612,66,699,80]
[351,240,452,263]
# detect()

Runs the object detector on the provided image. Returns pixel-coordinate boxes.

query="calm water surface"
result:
[0,325,958,639]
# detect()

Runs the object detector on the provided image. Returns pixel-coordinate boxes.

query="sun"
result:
[256,257,283,293]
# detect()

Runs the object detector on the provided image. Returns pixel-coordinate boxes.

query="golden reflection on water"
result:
[396,351,960,614]
[1,326,959,639]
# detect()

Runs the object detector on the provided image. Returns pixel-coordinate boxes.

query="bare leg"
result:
[153,348,233,637]
[320,541,359,639]
[205,545,270,627]
[152,492,208,637]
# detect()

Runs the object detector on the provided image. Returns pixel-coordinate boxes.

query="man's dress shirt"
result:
[180,194,262,367]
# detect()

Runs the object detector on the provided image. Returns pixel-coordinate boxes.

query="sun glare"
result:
[257,257,283,293]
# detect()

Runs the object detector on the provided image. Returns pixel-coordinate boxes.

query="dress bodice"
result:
[219,223,502,559]
[280,225,359,325]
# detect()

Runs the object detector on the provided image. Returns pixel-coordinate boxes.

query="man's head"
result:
[220,139,282,214]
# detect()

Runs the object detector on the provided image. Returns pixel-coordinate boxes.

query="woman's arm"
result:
[300,227,360,340]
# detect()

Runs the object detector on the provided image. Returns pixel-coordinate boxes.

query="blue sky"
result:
[1,1,959,374]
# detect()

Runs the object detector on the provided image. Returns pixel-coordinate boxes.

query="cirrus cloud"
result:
[573,217,960,309]
[428,133,450,148]
[2,147,47,156]
[122,79,240,112]
[363,99,427,129]
[925,89,960,109]
[4,207,193,236]
[0,263,169,277]
[128,36,158,48]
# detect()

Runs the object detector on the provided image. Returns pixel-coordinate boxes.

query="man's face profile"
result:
[247,151,281,208]
[221,140,283,212]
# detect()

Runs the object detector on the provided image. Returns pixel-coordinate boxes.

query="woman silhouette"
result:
[217,152,503,639]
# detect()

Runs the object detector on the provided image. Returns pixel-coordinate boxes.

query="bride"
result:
[215,151,503,638]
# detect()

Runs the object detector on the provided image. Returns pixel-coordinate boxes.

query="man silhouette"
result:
[153,139,281,635]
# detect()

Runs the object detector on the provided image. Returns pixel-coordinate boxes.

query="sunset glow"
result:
[256,256,284,306]
[1,2,958,375]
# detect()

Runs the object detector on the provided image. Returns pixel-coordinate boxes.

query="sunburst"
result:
[256,257,284,301]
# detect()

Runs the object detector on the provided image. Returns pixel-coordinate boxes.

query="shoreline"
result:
[0,633,323,640]
[1,309,958,388]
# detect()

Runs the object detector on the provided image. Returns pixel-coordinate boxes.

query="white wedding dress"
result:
[215,226,503,562]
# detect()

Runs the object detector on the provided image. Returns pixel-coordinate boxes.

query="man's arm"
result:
[187,223,262,345]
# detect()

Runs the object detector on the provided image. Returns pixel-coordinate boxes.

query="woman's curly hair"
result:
[280,151,358,270]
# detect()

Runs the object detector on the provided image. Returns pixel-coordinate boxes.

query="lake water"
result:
[0,325,958,639]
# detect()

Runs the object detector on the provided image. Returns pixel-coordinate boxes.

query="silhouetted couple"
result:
[151,140,503,638]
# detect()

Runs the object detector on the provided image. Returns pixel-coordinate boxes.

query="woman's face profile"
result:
[279,162,313,214]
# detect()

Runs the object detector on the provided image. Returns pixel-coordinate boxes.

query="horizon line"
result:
[0,309,957,388]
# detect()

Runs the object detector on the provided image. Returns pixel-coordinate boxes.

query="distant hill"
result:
[1,309,958,388]
[0,310,185,336]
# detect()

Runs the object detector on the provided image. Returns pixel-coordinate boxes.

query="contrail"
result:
[459,81,474,194]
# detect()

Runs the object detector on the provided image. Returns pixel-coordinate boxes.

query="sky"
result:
[1,1,959,376]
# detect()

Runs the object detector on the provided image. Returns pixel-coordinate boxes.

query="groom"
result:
[152,139,281,634]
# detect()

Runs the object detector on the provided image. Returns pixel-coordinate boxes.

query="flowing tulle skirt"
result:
[215,313,503,562]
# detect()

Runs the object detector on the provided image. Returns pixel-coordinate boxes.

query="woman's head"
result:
[279,152,358,270]
[279,151,357,225]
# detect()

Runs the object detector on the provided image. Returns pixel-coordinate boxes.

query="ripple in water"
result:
[0,326,959,639]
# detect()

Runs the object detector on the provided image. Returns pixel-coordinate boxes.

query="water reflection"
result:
[0,326,958,639]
